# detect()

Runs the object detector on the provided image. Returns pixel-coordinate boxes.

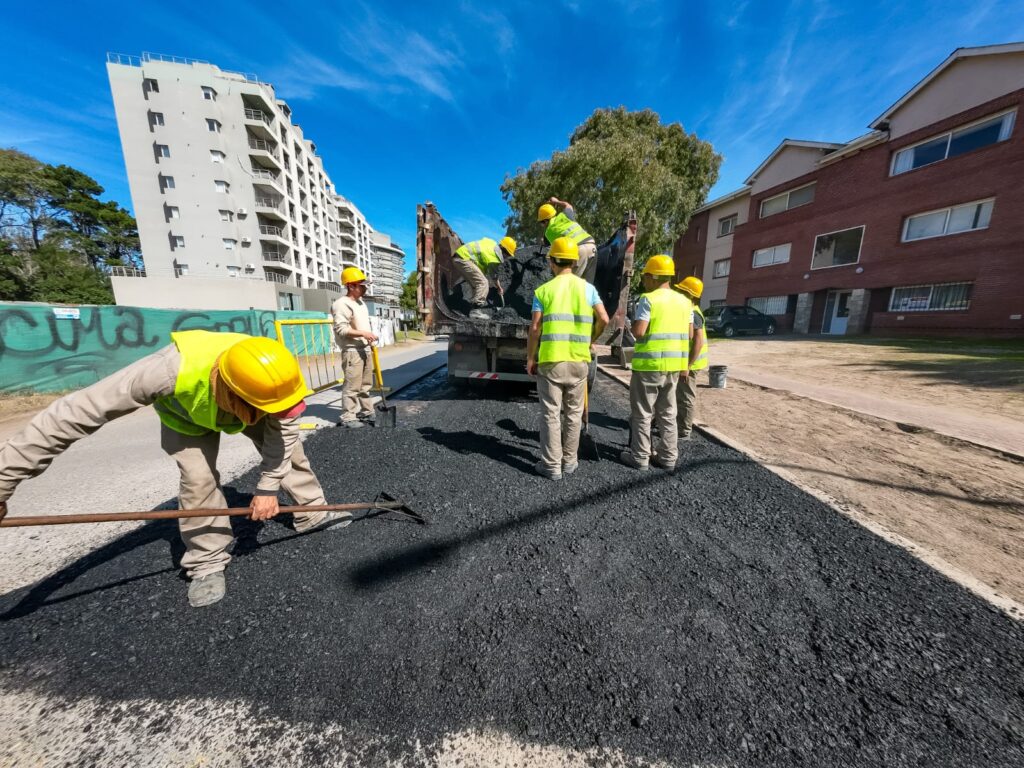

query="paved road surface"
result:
[1,369,1021,767]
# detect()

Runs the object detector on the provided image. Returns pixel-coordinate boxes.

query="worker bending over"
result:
[673,276,708,440]
[526,237,609,480]
[537,197,597,281]
[453,236,517,320]
[0,332,344,608]
[621,255,694,470]
[332,266,378,428]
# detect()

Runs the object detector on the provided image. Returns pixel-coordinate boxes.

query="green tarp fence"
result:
[0,303,330,394]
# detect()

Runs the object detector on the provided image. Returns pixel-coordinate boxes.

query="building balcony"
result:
[262,248,293,264]
[254,196,287,221]
[244,107,273,125]
[316,281,342,293]
[258,224,289,241]
[110,266,146,278]
[248,138,282,168]
[263,271,292,285]
[339,229,356,242]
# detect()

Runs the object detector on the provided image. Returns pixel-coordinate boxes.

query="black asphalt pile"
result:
[444,245,549,324]
[2,374,1024,766]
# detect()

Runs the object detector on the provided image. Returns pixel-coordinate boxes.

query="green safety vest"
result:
[544,212,591,246]
[154,330,250,436]
[535,273,594,364]
[632,289,691,373]
[455,238,502,273]
[690,306,709,371]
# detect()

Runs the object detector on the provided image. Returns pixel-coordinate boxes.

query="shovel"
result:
[580,381,600,461]
[370,344,397,428]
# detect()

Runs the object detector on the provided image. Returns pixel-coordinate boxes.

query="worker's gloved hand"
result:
[249,495,280,521]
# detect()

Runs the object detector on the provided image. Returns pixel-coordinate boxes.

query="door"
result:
[823,290,852,334]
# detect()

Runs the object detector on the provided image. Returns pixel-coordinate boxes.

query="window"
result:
[223,238,237,250]
[747,295,789,315]
[219,209,234,222]
[150,111,165,127]
[210,150,225,163]
[891,111,1016,174]
[752,243,791,268]
[172,235,185,249]
[167,206,180,220]
[227,265,241,277]
[214,180,229,193]
[713,258,731,278]
[202,86,217,101]
[708,300,726,308]
[695,226,701,242]
[760,183,815,218]
[811,226,863,269]
[160,175,175,191]
[889,282,972,312]
[206,118,221,133]
[155,144,170,158]
[175,262,189,276]
[143,78,159,94]
[717,214,737,237]
[903,199,994,241]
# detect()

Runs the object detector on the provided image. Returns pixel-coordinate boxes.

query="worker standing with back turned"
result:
[526,237,609,480]
[453,236,517,320]
[673,276,708,440]
[332,266,378,428]
[621,255,694,471]
[0,332,344,608]
[537,198,597,281]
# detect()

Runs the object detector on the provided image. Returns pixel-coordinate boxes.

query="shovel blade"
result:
[580,431,600,461]
[375,403,397,428]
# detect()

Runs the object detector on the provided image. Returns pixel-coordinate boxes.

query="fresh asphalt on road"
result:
[1,366,1022,766]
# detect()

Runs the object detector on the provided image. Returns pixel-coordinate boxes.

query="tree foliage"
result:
[0,148,142,304]
[400,270,418,312]
[501,108,721,272]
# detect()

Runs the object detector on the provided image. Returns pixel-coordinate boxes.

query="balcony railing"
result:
[248,138,279,157]
[262,250,290,263]
[317,281,342,293]
[254,196,284,212]
[250,168,279,182]
[110,266,146,278]
[259,224,286,238]
[264,272,290,285]
[244,107,272,124]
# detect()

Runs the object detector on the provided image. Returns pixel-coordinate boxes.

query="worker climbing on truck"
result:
[526,236,609,480]
[453,236,517,320]
[0,332,346,608]
[538,197,597,281]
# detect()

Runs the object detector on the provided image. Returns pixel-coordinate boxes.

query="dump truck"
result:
[416,202,636,384]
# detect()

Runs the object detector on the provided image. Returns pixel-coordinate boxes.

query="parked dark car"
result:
[704,305,776,337]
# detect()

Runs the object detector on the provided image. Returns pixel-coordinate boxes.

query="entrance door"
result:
[822,290,852,334]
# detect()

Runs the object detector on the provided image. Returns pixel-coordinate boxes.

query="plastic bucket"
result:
[708,365,728,389]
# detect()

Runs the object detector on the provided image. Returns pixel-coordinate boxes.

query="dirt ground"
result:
[671,335,1024,605]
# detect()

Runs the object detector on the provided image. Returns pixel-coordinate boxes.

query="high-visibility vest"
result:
[154,330,250,436]
[690,306,709,371]
[455,238,501,272]
[535,273,594,364]
[632,289,691,372]
[544,212,592,246]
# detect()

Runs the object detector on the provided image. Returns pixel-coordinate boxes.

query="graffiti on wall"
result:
[0,304,326,393]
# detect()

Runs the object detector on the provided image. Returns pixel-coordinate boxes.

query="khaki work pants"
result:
[676,370,698,436]
[453,257,489,306]
[160,423,328,579]
[536,361,589,471]
[574,241,598,283]
[629,370,680,465]
[341,347,374,422]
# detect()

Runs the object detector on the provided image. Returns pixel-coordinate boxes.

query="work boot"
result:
[651,454,677,470]
[562,461,579,476]
[533,461,562,481]
[339,419,365,429]
[297,510,352,533]
[188,571,226,608]
[619,450,649,471]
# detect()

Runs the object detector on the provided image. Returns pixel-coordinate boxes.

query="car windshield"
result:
[704,307,724,318]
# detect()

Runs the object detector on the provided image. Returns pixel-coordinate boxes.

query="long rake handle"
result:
[0,502,404,528]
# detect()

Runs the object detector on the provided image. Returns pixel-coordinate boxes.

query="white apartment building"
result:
[370,231,405,306]
[106,52,375,311]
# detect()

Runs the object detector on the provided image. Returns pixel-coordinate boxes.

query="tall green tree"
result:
[501,108,721,273]
[400,270,418,312]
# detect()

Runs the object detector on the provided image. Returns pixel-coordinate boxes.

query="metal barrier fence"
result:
[275,319,342,394]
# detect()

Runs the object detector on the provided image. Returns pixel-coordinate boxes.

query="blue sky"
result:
[2,1,1022,272]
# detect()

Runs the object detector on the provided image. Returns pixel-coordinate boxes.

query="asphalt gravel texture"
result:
[2,371,1023,766]
[444,244,549,324]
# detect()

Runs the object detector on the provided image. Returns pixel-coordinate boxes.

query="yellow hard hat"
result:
[341,266,367,285]
[219,336,308,413]
[548,236,579,261]
[642,254,676,277]
[537,203,557,222]
[499,236,517,257]
[674,276,704,298]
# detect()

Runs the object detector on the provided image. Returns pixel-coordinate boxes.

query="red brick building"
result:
[675,44,1024,336]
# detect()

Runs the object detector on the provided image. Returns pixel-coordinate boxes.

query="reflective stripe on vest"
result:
[154,330,250,436]
[535,273,594,364]
[544,212,591,246]
[690,306,709,371]
[455,237,501,272]
[632,289,691,373]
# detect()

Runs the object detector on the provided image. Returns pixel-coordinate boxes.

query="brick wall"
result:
[725,88,1024,336]
[673,209,709,280]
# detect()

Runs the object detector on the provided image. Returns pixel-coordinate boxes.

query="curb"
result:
[596,364,1024,622]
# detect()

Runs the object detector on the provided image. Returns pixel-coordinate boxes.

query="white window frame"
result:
[150,111,165,127]
[160,175,175,190]
[206,118,221,133]
[810,225,865,270]
[752,243,791,269]
[888,282,972,312]
[155,144,170,158]
[222,238,237,250]
[210,150,225,163]
[214,180,229,193]
[172,235,185,249]
[219,209,234,222]
[717,214,737,237]
[759,182,816,218]
[901,198,995,242]
[747,295,789,315]
[167,206,180,220]
[202,86,217,101]
[143,78,159,94]
[890,109,1016,176]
